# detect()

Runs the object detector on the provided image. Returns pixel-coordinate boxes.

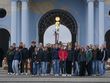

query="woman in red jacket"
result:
[58,45,68,76]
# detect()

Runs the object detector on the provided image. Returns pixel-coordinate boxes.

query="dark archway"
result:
[38,9,77,45]
[105,30,110,49]
[0,28,10,55]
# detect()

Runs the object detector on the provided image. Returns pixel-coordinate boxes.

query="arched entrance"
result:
[0,28,10,54]
[38,9,77,45]
[44,24,72,46]
[105,30,110,49]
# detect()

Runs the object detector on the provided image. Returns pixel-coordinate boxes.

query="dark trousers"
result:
[0,60,2,67]
[30,60,33,74]
[66,61,72,74]
[47,62,51,74]
[20,60,28,73]
[79,61,86,76]
[60,61,66,74]
[86,61,92,76]
[8,60,13,73]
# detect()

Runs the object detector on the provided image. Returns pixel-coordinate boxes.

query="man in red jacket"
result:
[58,45,68,76]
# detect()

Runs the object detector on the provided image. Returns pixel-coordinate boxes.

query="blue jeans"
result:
[92,60,98,74]
[33,62,40,75]
[52,59,60,74]
[98,61,105,75]
[74,61,79,76]
[12,60,19,74]
[41,62,48,74]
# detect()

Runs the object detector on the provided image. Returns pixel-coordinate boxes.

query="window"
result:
[0,8,6,18]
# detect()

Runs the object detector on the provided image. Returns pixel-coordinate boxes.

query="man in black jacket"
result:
[29,41,36,74]
[20,44,29,75]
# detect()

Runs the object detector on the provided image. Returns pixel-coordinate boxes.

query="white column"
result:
[21,0,29,47]
[11,0,17,45]
[16,1,21,46]
[98,0,104,47]
[87,0,94,45]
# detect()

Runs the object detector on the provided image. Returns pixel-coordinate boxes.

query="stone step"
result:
[0,77,110,83]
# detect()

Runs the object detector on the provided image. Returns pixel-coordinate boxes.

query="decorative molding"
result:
[87,0,95,2]
[11,0,18,1]
[98,0,104,2]
[20,0,29,2]
[11,0,29,2]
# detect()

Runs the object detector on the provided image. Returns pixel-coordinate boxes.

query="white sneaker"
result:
[62,74,66,77]
[55,74,59,76]
[67,74,71,77]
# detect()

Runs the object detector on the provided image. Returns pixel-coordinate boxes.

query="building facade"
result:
[0,0,110,52]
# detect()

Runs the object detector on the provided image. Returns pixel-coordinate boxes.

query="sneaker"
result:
[67,74,71,77]
[62,74,66,77]
[55,74,59,76]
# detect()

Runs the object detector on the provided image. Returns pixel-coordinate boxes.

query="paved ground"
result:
[0,68,110,83]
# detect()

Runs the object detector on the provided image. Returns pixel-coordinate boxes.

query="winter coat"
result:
[52,48,59,60]
[58,49,68,61]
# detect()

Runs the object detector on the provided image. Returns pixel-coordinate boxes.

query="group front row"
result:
[6,42,109,76]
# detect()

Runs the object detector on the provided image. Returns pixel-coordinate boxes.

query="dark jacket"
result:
[37,48,44,61]
[41,50,49,62]
[73,49,80,62]
[96,49,103,61]
[6,50,14,61]
[29,45,36,59]
[47,47,52,62]
[32,52,41,62]
[67,50,74,61]
[52,48,59,60]
[21,48,29,60]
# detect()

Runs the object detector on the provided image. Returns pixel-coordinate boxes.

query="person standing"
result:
[6,46,14,74]
[59,45,68,76]
[29,41,36,74]
[66,46,73,76]
[32,47,41,75]
[78,47,86,76]
[73,46,80,76]
[52,44,60,76]
[47,44,52,74]
[86,46,93,76]
[41,47,49,76]
[20,44,29,75]
[12,47,22,75]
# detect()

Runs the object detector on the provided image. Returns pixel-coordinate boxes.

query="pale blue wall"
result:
[0,0,110,46]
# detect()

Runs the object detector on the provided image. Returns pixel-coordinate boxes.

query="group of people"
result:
[5,41,109,76]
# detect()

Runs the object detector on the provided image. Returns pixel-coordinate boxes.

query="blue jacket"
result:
[13,51,21,61]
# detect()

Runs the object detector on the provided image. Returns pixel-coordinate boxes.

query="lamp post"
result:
[55,16,60,44]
